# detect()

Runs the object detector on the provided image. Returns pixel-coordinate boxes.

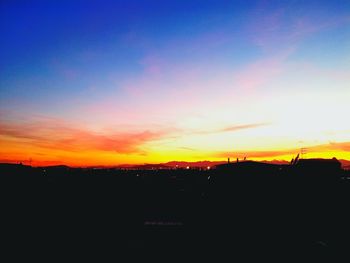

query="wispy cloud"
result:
[215,149,293,159]
[220,123,269,132]
[178,146,196,151]
[177,123,269,135]
[310,141,350,152]
[247,3,350,52]
[214,141,350,159]
[192,122,269,135]
[232,49,293,94]
[0,118,167,154]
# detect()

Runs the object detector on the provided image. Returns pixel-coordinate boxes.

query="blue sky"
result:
[1,0,350,165]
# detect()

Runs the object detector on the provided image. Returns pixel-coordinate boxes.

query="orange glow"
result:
[1,1,350,167]
[1,127,349,167]
[1,88,349,166]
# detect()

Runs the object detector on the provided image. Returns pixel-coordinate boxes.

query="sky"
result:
[0,0,350,166]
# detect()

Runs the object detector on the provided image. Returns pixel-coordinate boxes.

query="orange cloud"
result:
[1,116,349,167]
[309,141,350,152]
[220,123,269,132]
[0,119,166,155]
[214,141,350,160]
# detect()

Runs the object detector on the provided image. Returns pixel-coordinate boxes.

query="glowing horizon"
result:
[1,1,350,166]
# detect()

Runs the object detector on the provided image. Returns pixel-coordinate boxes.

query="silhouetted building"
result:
[215,160,282,176]
[291,157,342,181]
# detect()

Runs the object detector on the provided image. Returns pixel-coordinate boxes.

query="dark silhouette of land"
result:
[1,158,349,261]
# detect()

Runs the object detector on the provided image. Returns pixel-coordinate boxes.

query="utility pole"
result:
[300,148,307,159]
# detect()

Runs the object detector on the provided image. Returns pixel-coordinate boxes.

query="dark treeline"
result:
[1,161,350,261]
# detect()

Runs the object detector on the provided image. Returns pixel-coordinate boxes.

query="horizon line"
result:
[2,156,350,169]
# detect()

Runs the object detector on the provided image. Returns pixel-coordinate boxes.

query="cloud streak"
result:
[214,141,350,159]
[247,3,350,52]
[220,123,269,133]
[191,122,269,135]
[0,119,167,155]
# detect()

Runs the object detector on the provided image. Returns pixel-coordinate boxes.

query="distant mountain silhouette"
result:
[165,160,225,168]
[122,163,171,169]
[115,161,226,169]
[1,158,349,169]
[41,165,70,169]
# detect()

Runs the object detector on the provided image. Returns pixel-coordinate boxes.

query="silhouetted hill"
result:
[41,165,70,169]
[117,160,290,169]
[165,160,225,168]
[0,163,30,168]
[0,162,32,170]
[123,163,171,169]
[1,157,349,170]
[261,159,290,165]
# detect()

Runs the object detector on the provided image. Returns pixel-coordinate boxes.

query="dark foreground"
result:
[1,163,350,261]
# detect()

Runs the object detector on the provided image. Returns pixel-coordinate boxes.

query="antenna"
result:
[300,148,307,159]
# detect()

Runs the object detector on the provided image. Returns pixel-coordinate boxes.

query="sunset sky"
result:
[1,0,349,166]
